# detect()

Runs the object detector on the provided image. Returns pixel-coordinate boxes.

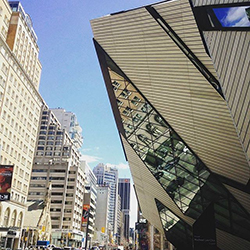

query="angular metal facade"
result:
[91,0,250,249]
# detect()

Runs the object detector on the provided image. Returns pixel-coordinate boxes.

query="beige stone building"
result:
[0,0,43,248]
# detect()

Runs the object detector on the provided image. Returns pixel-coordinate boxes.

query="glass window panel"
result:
[232,222,250,240]
[198,170,210,181]
[213,6,250,27]
[186,207,202,219]
[156,200,193,249]
[215,213,231,228]
[179,185,198,197]
[231,212,250,231]
[230,201,249,218]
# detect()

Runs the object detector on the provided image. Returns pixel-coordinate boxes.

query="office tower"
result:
[118,179,130,242]
[91,1,250,249]
[93,163,105,185]
[28,107,85,248]
[50,108,83,150]
[0,1,43,247]
[82,162,97,247]
[95,185,110,234]
[93,163,118,234]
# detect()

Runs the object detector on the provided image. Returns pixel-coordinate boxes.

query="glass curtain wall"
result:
[99,45,250,243]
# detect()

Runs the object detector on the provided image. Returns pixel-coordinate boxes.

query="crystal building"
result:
[91,0,250,249]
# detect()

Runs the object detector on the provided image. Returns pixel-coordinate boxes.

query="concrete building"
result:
[118,179,130,242]
[91,1,250,249]
[0,0,43,247]
[95,185,110,235]
[28,107,85,248]
[93,163,119,235]
[50,108,83,150]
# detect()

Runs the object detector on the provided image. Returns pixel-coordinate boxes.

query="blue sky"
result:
[17,2,250,174]
[18,0,154,174]
[18,0,157,227]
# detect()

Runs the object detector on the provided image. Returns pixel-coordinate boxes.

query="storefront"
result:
[0,227,20,249]
[52,229,84,248]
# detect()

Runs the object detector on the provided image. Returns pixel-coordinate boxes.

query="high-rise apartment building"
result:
[50,108,83,150]
[28,107,85,248]
[118,179,130,242]
[0,1,43,247]
[92,0,250,249]
[93,163,118,234]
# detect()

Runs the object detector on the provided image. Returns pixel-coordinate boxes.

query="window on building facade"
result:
[3,208,10,227]
[17,212,23,227]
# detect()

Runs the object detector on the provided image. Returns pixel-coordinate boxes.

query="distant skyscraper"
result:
[118,178,130,241]
[93,163,118,234]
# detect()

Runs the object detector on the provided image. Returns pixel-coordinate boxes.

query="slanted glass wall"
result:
[100,46,250,242]
[156,199,193,250]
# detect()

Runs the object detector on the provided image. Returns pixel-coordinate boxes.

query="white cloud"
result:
[106,162,129,169]
[80,154,102,163]
[223,6,250,27]
[233,15,249,27]
[81,148,92,152]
